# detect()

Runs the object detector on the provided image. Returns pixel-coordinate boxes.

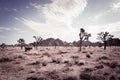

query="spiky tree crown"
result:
[79,28,91,41]
[17,38,25,44]
[33,36,43,42]
[97,32,114,41]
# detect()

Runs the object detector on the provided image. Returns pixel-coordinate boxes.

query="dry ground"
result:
[0,46,120,80]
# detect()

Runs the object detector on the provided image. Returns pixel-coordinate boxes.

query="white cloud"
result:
[0,27,11,32]
[112,1,120,10]
[17,0,87,41]
[13,27,26,33]
[92,0,120,20]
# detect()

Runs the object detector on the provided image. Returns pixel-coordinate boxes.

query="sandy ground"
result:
[0,46,120,80]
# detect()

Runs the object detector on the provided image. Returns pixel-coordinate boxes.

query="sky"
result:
[0,0,120,44]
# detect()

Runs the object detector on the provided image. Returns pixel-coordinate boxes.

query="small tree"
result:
[79,28,91,51]
[33,36,43,50]
[97,32,113,50]
[0,43,6,49]
[17,38,25,49]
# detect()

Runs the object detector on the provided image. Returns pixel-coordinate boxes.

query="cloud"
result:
[112,1,120,10]
[0,27,11,32]
[92,0,120,20]
[17,0,87,41]
[13,27,27,33]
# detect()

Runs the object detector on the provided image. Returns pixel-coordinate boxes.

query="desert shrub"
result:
[78,62,84,66]
[64,60,69,63]
[25,46,32,52]
[40,50,44,51]
[42,62,47,66]
[98,56,109,60]
[63,76,77,80]
[109,75,117,80]
[117,77,120,80]
[103,61,118,69]
[29,70,35,73]
[90,52,93,55]
[26,76,46,80]
[103,72,109,76]
[0,57,13,63]
[82,51,88,53]
[80,73,91,80]
[43,52,51,57]
[52,58,61,64]
[80,72,106,80]
[14,61,20,64]
[14,55,24,59]
[86,54,91,58]
[46,71,60,80]
[95,65,104,69]
[58,50,68,54]
[18,55,23,58]
[71,56,79,59]
[29,61,40,65]
[75,61,84,66]
[108,62,118,68]
[83,68,94,73]
[63,67,73,72]
[74,61,79,64]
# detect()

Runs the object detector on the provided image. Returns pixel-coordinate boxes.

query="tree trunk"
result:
[79,40,82,51]
[104,41,107,50]
[36,42,38,50]
[21,45,23,49]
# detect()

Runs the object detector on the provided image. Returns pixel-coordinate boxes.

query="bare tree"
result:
[33,36,43,50]
[79,28,91,51]
[97,32,113,50]
[17,38,25,49]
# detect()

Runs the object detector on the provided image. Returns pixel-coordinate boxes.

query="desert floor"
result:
[0,46,120,80]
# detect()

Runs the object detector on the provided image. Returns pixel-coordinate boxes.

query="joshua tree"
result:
[0,43,6,49]
[17,38,25,49]
[33,36,43,49]
[97,32,113,50]
[79,28,91,51]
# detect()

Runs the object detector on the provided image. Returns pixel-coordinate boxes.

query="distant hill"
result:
[40,38,66,46]
[29,37,120,47]
[1,38,120,47]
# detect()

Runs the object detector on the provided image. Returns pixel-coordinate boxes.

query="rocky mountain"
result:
[29,37,120,47]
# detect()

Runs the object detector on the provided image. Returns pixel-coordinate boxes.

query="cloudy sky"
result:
[0,0,120,44]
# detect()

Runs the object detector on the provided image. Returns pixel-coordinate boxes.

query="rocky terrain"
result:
[0,46,120,80]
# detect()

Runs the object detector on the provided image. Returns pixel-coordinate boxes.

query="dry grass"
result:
[0,46,120,80]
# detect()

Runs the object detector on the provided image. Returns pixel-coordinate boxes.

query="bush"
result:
[86,54,91,58]
[0,57,13,63]
[95,65,104,69]
[63,76,77,80]
[26,76,46,80]
[83,68,93,73]
[29,61,40,65]
[80,73,106,80]
[109,75,117,80]
[98,56,109,60]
